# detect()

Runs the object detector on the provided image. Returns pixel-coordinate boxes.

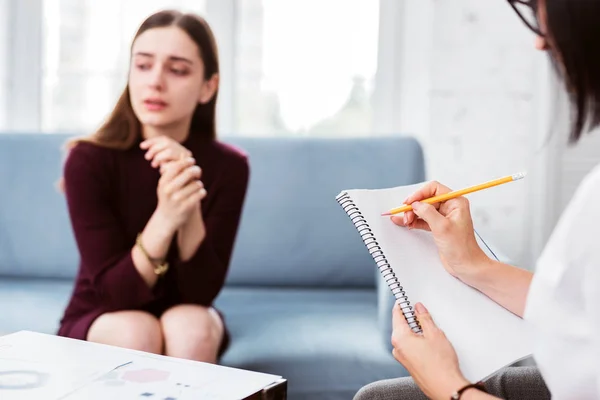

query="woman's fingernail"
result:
[412,201,421,210]
[403,214,408,225]
[415,303,427,314]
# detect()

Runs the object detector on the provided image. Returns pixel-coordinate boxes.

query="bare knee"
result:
[161,305,219,343]
[161,305,223,361]
[88,311,163,354]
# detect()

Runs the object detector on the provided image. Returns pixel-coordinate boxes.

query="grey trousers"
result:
[353,366,551,400]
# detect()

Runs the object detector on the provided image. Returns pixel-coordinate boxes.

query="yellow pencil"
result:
[381,172,527,216]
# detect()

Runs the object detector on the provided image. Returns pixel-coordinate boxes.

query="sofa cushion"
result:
[215,287,409,400]
[224,137,425,288]
[0,277,73,335]
[0,134,79,279]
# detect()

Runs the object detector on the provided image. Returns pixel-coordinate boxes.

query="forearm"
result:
[132,210,177,288]
[174,224,226,305]
[461,258,533,318]
[177,206,206,262]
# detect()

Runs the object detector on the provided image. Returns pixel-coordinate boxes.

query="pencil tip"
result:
[381,212,391,216]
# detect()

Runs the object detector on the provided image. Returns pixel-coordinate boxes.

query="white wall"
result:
[385,0,570,268]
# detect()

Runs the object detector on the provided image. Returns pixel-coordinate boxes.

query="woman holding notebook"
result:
[56,10,249,364]
[355,1,600,399]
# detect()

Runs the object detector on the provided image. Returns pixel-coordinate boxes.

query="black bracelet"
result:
[451,381,487,399]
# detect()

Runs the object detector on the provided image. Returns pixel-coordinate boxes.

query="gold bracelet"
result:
[136,233,169,276]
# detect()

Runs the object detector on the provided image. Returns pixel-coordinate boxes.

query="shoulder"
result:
[66,139,118,161]
[575,163,600,198]
[210,140,249,164]
[206,140,250,176]
[547,163,600,259]
[562,163,600,218]
[63,140,119,183]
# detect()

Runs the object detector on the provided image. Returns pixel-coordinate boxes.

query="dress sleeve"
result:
[172,153,250,305]
[63,143,159,310]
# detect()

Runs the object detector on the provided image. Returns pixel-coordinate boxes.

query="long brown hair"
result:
[65,9,220,152]
[57,10,220,191]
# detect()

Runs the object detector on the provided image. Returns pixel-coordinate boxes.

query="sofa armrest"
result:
[376,232,512,351]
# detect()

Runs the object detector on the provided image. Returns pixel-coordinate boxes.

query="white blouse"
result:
[524,164,600,399]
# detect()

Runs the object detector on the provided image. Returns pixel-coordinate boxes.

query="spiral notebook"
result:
[336,183,533,383]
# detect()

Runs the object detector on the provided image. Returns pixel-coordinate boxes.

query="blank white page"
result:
[341,184,533,383]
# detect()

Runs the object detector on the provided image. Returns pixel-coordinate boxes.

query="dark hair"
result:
[67,9,220,151]
[545,1,600,143]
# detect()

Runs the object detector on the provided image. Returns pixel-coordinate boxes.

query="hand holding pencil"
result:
[382,172,526,217]
[389,173,526,280]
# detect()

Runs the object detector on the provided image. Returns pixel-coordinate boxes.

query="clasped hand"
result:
[141,136,206,231]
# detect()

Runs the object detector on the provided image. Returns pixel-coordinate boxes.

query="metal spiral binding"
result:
[336,192,422,334]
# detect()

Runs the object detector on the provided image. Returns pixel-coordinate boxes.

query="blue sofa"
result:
[0,133,426,399]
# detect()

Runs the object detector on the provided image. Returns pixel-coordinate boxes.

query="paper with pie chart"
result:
[65,353,282,400]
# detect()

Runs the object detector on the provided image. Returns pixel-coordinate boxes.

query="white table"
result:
[0,331,286,400]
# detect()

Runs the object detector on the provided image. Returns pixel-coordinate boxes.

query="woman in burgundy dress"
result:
[57,10,249,364]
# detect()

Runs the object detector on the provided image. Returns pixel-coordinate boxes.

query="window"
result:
[234,0,380,136]
[5,0,382,137]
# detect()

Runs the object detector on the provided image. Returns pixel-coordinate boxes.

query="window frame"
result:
[7,0,43,132]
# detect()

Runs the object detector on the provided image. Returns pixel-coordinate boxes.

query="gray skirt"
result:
[354,366,551,400]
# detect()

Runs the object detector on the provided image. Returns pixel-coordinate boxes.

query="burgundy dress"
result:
[57,133,249,357]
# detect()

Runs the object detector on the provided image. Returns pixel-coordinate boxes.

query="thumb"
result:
[414,302,438,336]
[411,201,446,231]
